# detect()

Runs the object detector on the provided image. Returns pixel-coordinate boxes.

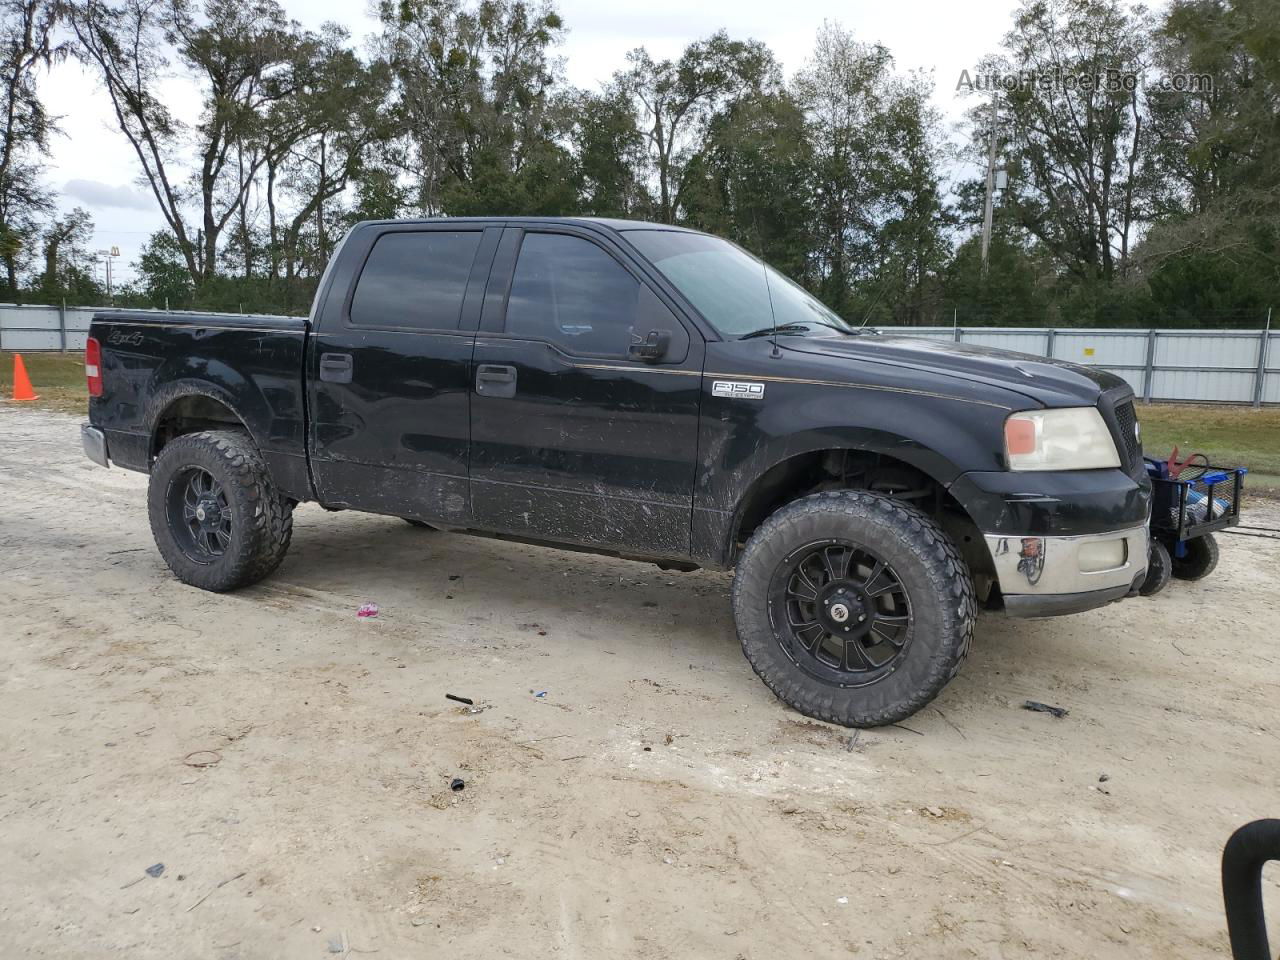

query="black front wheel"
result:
[732,490,976,728]
[148,430,293,592]
[1139,540,1172,596]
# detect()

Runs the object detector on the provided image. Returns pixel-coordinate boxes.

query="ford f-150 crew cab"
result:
[81,217,1151,727]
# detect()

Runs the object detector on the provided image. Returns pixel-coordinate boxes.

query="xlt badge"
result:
[711,380,765,400]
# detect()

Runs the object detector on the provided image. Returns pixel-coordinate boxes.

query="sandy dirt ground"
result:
[1,404,1278,959]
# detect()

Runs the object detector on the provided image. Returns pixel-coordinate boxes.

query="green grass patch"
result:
[1137,402,1280,496]
[0,350,88,415]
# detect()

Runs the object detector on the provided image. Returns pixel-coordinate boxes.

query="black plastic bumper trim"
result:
[1002,583,1133,619]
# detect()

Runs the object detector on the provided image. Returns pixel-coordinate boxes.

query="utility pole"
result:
[980,94,999,278]
[96,246,121,305]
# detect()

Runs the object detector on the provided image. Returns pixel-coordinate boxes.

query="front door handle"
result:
[476,364,517,398]
[319,352,353,383]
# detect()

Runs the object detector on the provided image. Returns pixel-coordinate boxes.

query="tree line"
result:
[1,0,1277,327]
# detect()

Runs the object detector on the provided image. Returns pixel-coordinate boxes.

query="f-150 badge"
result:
[711,380,765,399]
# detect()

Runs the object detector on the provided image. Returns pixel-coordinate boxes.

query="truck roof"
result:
[351,216,703,235]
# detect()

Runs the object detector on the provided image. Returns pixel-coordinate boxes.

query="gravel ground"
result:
[1,404,1277,959]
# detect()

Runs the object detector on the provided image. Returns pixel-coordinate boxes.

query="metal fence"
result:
[2,303,1276,405]
[873,325,1279,406]
[0,303,303,353]
[1,303,99,353]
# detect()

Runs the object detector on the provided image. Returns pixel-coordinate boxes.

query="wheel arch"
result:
[725,444,995,589]
[147,381,256,463]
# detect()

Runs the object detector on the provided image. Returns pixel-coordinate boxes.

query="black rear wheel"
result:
[733,490,976,728]
[168,466,234,560]
[148,430,293,592]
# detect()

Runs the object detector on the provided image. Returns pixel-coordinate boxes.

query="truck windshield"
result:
[623,230,853,339]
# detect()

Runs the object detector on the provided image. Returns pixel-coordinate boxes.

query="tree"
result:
[873,72,953,324]
[345,162,409,225]
[619,31,779,224]
[794,23,922,313]
[1,0,68,298]
[378,0,574,217]
[942,234,1052,325]
[37,206,99,301]
[33,0,1268,322]
[1135,0,1280,315]
[261,24,392,303]
[679,91,815,284]
[70,0,300,285]
[569,86,649,218]
[132,229,193,308]
[970,0,1153,284]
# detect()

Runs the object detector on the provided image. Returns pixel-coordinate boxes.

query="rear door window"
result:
[350,231,482,330]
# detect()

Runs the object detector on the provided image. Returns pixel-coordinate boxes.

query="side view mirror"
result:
[628,329,671,362]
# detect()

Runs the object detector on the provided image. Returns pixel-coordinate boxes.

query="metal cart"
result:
[1139,454,1247,595]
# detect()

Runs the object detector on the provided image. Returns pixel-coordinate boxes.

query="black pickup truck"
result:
[82,217,1151,727]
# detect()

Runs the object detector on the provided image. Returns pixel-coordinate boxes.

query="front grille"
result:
[1113,399,1140,464]
[1097,388,1143,476]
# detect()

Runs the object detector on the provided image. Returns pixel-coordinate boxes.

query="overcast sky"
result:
[39,0,1022,284]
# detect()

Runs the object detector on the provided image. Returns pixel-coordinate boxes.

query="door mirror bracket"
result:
[629,329,671,362]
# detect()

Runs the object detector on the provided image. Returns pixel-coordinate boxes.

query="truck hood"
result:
[782,334,1128,408]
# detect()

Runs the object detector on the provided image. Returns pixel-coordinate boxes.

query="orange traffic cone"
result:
[11,353,39,402]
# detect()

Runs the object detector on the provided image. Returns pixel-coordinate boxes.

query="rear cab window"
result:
[349,231,482,330]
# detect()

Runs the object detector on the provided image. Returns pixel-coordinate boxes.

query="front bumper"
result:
[81,423,110,468]
[986,523,1148,618]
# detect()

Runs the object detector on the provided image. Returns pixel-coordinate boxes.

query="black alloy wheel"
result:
[771,540,913,685]
[147,429,293,592]
[169,466,233,562]
[732,490,976,728]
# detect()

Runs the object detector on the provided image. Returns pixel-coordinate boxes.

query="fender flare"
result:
[720,429,971,560]
[145,379,257,460]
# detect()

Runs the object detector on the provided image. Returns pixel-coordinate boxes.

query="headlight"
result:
[1004,407,1121,471]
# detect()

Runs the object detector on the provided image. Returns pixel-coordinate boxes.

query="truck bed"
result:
[87,310,313,500]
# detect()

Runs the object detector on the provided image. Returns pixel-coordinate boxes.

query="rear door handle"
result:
[319,352,353,383]
[476,364,517,398]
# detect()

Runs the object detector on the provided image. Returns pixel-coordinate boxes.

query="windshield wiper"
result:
[739,323,814,340]
[740,320,860,340]
[808,320,857,335]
